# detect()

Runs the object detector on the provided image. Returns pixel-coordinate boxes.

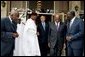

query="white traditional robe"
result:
[21,18,41,56]
[13,22,25,56]
[13,18,41,56]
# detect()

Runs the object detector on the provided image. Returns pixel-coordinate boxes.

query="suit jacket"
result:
[37,22,49,44]
[66,17,84,49]
[48,22,66,48]
[1,17,17,56]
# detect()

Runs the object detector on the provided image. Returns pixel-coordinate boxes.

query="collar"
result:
[55,21,60,26]
[41,21,45,23]
[70,16,76,22]
[30,18,35,22]
[55,21,60,24]
[8,16,12,23]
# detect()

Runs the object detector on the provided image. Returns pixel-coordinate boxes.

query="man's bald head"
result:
[67,11,75,21]
[54,14,61,22]
[10,8,19,22]
[54,14,59,18]
[10,8,19,16]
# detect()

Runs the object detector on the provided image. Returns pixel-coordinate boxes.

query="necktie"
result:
[42,22,45,30]
[56,22,59,31]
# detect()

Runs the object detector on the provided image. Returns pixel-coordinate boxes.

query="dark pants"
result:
[5,51,13,56]
[1,48,14,56]
[1,42,14,56]
[50,44,63,56]
[50,48,57,56]
[39,43,48,56]
[67,45,83,56]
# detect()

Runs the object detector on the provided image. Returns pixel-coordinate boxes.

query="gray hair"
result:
[10,8,19,15]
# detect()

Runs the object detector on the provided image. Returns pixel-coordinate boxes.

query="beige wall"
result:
[10,1,26,9]
[54,1,69,13]
[1,1,84,17]
[69,1,81,11]
[1,1,7,18]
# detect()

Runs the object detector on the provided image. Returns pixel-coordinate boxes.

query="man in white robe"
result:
[21,12,41,56]
[13,19,25,56]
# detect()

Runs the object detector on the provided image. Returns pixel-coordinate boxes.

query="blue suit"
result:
[66,17,84,56]
[1,17,17,56]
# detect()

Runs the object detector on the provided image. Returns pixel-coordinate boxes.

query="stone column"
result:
[69,1,81,18]
[1,1,7,18]
[54,1,60,13]
[6,1,11,16]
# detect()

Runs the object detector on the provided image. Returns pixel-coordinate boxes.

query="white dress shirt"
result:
[69,17,76,28]
[55,21,60,30]
[9,16,12,23]
[42,22,45,30]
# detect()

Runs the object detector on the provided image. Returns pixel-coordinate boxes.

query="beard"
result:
[12,19,18,25]
[67,17,71,21]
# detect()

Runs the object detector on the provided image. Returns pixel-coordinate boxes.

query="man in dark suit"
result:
[48,14,66,56]
[37,15,49,56]
[1,9,19,56]
[66,11,84,56]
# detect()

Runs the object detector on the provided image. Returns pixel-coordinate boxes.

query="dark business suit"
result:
[66,17,84,56]
[1,17,17,56]
[37,22,49,56]
[48,22,66,56]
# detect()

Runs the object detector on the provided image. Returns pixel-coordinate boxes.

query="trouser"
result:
[39,43,48,56]
[50,46,63,56]
[67,45,83,56]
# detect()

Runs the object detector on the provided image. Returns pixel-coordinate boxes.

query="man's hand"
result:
[37,32,40,36]
[63,43,66,49]
[48,43,50,48]
[66,36,72,41]
[12,32,19,38]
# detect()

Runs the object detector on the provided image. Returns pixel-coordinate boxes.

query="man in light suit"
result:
[1,9,19,56]
[48,14,66,56]
[66,11,84,56]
